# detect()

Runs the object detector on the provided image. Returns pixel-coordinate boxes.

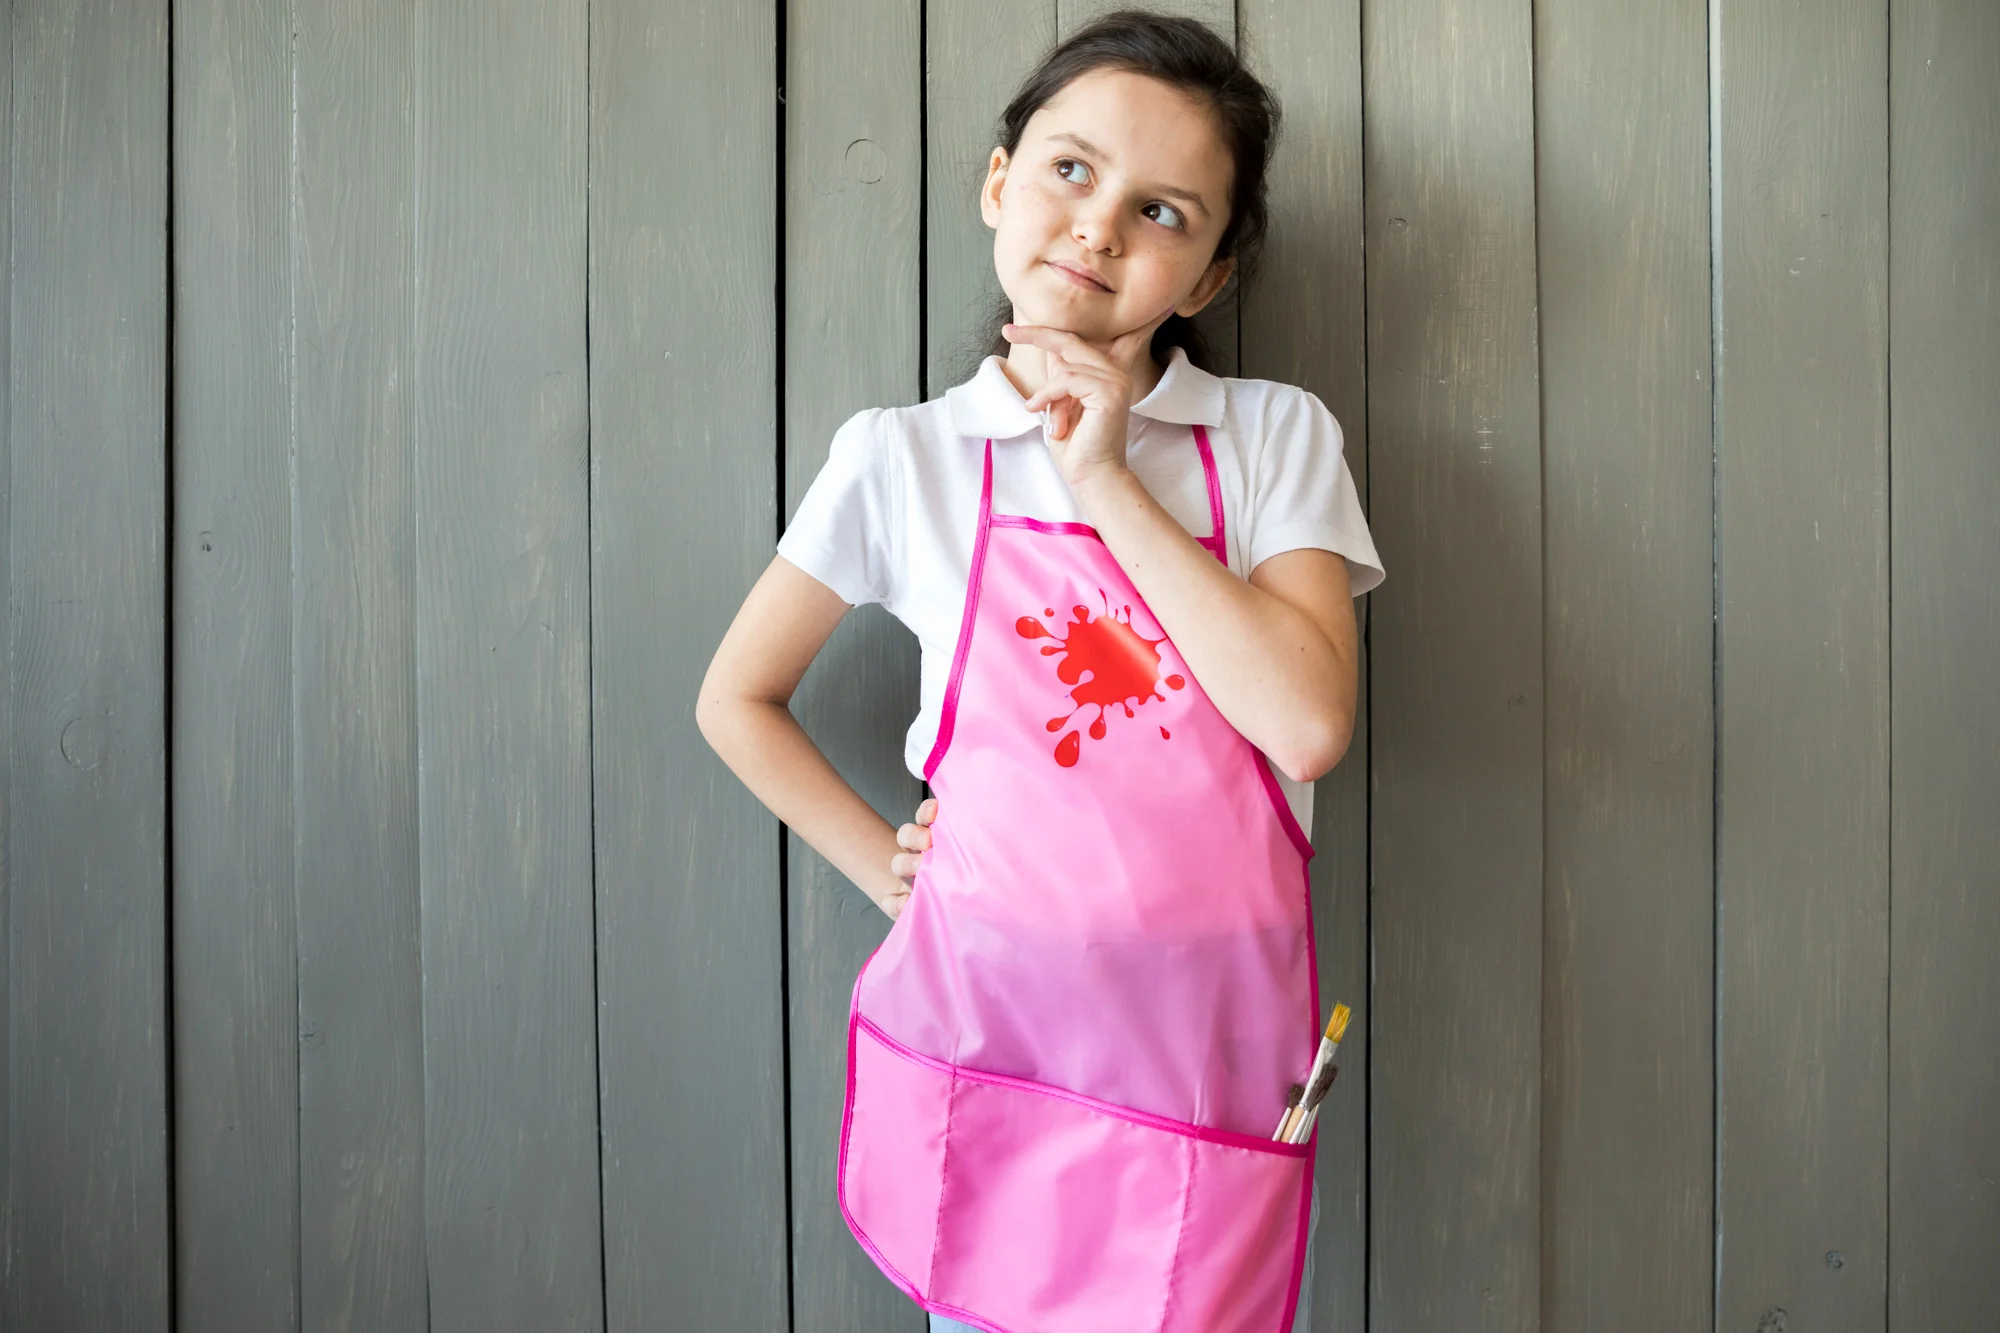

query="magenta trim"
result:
[1191,423,1228,565]
[1300,855,1322,1059]
[840,918,1321,1333]
[1277,1137,1316,1332]
[855,1013,1309,1160]
[982,423,1227,560]
[1278,847,1322,1333]
[1254,749,1317,864]
[837,1046,924,1298]
[836,953,928,1306]
[1271,732,1322,1331]
[927,1298,1015,1333]
[989,514,1099,538]
[923,438,996,781]
[835,951,1043,1332]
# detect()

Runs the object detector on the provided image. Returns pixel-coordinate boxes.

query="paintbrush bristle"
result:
[1327,1003,1352,1043]
[1302,1058,1337,1107]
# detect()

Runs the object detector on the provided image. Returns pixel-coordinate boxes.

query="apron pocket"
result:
[842,1014,1310,1333]
[840,1009,951,1300]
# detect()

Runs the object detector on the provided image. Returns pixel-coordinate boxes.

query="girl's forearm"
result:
[696,696,908,910]
[1070,463,1353,782]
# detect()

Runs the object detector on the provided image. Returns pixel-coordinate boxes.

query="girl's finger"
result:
[916,797,937,825]
[1023,371,1081,412]
[1003,322,1112,369]
[896,821,931,852]
[1050,397,1080,442]
[1024,363,1118,412]
[1108,303,1178,365]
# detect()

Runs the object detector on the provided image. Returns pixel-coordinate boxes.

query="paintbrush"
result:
[1284,1004,1353,1144]
[1288,1067,1340,1142]
[1272,1082,1305,1141]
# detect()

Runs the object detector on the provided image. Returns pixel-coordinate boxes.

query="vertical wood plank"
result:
[1056,0,1238,378]
[1888,2,2000,1327]
[926,0,1057,391]
[1236,2,1368,1328]
[1361,0,1545,1322]
[784,0,925,1328]
[290,0,430,1324]
[1058,0,1232,41]
[590,0,791,1327]
[1714,1,1890,1329]
[1533,0,1716,1329]
[413,5,601,1328]
[0,0,15,1262]
[3,1,171,1326]
[173,0,300,1326]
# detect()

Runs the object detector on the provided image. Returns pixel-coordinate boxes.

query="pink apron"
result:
[838,425,1321,1333]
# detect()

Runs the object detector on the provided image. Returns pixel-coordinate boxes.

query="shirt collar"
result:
[944,343,1227,440]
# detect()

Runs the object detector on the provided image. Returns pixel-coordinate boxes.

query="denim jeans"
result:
[925,1179,1322,1332]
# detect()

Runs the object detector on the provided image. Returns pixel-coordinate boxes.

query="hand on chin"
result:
[1004,308,1174,491]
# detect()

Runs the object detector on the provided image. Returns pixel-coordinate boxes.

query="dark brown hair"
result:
[973,9,1282,374]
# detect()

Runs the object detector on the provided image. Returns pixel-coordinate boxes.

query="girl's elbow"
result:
[1278,711,1355,785]
[694,692,730,752]
[694,674,751,753]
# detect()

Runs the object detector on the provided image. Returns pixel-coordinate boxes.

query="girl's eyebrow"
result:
[1047,131,1211,218]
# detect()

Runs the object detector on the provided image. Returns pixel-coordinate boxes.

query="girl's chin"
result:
[1003,299,1119,341]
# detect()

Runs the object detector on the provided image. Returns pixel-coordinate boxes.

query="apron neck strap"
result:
[979,425,1227,566]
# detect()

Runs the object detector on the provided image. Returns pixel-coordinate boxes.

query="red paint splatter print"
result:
[1016,591,1186,767]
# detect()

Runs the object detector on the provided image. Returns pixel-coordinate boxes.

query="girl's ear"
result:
[1176,255,1237,318]
[979,147,1011,230]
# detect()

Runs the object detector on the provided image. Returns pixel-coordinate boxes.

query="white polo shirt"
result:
[776,345,1385,836]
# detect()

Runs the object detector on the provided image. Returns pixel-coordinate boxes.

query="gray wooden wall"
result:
[2,0,1993,1329]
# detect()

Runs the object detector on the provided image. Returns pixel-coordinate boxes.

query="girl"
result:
[700,12,1383,1331]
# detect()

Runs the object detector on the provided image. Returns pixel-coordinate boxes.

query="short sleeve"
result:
[775,407,901,608]
[1244,388,1385,596]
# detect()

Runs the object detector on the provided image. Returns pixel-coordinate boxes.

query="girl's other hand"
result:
[882,796,939,919]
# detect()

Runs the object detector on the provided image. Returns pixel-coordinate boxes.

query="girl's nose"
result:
[1071,202,1121,255]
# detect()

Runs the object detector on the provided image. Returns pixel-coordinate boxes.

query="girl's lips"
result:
[1046,260,1113,292]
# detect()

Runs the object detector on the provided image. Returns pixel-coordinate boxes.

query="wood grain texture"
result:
[1058,0,1232,40]
[290,0,430,1325]
[172,0,301,1326]
[3,1,172,1327]
[1715,1,1891,1328]
[1236,2,1367,1328]
[784,0,926,1328]
[1533,0,1715,1328]
[1888,2,2000,1327]
[1361,0,1545,1323]
[413,5,602,1328]
[0,0,14,1279]
[589,0,791,1328]
[926,0,1057,392]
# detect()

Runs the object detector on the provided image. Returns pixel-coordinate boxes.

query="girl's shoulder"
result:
[1212,372,1344,439]
[822,393,969,465]
[1126,347,1347,456]
[829,396,993,498]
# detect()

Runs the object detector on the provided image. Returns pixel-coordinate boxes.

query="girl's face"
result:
[981,68,1236,348]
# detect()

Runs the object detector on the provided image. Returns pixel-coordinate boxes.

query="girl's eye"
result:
[1055,157,1093,186]
[1143,201,1186,231]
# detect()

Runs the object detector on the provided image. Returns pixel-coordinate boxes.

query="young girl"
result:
[700,12,1382,1331]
